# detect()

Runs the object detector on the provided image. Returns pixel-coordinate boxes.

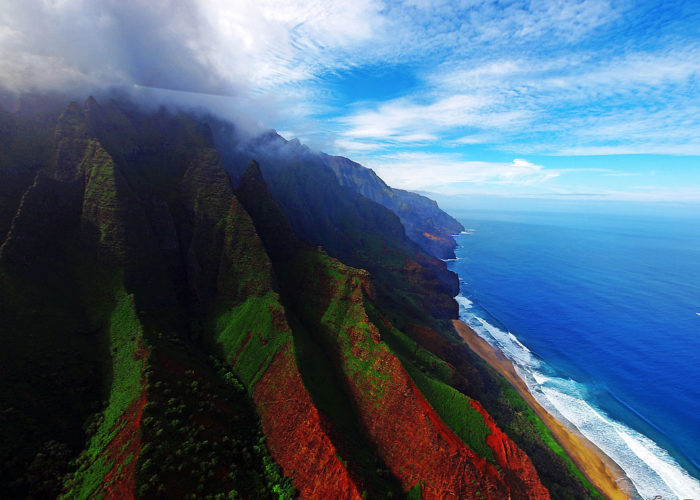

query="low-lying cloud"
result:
[0,0,382,98]
[2,0,699,202]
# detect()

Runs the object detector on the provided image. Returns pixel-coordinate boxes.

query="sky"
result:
[1,0,699,205]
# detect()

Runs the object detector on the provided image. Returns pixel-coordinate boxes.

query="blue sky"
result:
[2,0,700,204]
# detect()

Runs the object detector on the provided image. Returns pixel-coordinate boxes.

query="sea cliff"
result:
[0,95,619,499]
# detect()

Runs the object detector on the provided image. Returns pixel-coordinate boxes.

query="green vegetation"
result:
[135,343,296,499]
[211,292,289,387]
[406,482,422,499]
[498,381,604,500]
[368,304,495,464]
[289,312,405,499]
[80,141,121,249]
[407,367,495,463]
[63,287,146,499]
[298,252,392,403]
[0,96,605,500]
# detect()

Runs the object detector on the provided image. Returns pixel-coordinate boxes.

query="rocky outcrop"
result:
[185,153,361,499]
[79,140,152,264]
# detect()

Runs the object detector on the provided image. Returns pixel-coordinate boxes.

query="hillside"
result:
[0,96,604,499]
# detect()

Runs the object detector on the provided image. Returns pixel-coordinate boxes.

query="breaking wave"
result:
[456,295,700,500]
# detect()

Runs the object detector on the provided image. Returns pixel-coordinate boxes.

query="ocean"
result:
[445,209,700,500]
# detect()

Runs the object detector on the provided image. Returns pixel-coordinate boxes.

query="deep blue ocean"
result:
[446,209,700,499]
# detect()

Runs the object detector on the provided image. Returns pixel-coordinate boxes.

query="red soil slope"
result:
[350,345,508,499]
[99,390,147,500]
[93,340,149,499]
[470,400,550,500]
[253,344,363,500]
[409,323,549,498]
[307,261,510,499]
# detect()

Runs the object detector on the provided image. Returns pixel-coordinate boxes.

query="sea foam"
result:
[456,294,700,500]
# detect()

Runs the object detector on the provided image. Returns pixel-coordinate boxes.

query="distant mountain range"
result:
[0,95,603,499]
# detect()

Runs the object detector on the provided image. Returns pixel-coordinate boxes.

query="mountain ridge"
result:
[0,96,605,500]
[321,153,464,259]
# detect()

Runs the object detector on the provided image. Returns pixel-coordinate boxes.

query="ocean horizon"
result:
[446,208,700,500]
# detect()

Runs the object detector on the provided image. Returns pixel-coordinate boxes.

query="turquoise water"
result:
[446,209,700,500]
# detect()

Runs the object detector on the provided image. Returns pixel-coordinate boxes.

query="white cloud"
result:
[333,138,383,152]
[0,0,624,96]
[364,152,559,192]
[342,42,700,155]
[339,93,531,145]
[0,0,385,94]
[191,0,385,89]
[453,133,496,145]
[3,0,699,164]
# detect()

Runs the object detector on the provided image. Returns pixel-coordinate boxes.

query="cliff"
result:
[0,96,603,500]
[322,154,464,259]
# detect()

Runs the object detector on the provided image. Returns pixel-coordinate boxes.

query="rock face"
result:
[0,96,602,500]
[213,127,461,321]
[235,164,548,496]
[322,154,464,259]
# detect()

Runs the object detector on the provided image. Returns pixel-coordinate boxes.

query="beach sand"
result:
[452,319,635,500]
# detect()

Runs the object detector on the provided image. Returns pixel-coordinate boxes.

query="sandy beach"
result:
[452,319,635,500]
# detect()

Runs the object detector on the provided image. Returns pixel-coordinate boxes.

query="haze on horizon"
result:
[1,0,699,207]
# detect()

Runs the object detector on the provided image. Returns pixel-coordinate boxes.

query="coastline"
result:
[452,319,635,500]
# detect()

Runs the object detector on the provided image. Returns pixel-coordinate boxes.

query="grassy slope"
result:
[368,310,496,465]
[286,251,414,498]
[493,368,604,500]
[282,250,513,498]
[62,284,146,499]
[1,99,296,499]
[211,292,290,386]
[234,162,405,498]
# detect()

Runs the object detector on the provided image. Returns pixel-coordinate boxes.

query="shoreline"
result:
[452,319,636,500]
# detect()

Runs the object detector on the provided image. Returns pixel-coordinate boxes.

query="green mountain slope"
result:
[0,96,604,500]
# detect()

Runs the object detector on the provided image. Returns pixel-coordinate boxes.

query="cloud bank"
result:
[0,0,384,94]
[2,0,699,200]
